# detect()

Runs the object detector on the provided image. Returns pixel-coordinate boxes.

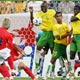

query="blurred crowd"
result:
[0,0,80,14]
[0,1,27,14]
[52,0,80,14]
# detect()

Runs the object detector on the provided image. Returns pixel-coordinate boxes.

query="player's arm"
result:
[55,28,72,40]
[55,33,71,40]
[29,7,33,23]
[71,13,80,22]
[60,29,72,39]
[14,43,25,55]
[14,53,23,60]
[71,16,79,22]
[13,44,25,59]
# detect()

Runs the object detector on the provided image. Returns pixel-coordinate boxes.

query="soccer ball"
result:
[33,17,42,26]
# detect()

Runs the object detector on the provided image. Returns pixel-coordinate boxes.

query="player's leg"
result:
[0,48,15,79]
[36,31,47,70]
[49,62,56,79]
[59,56,70,80]
[35,31,50,76]
[35,45,49,76]
[67,40,77,80]
[59,56,67,74]
[17,60,37,80]
[76,35,80,60]
[49,48,56,78]
[70,34,80,73]
[47,32,55,79]
[66,44,75,73]
[50,46,56,77]
[58,45,68,80]
[0,63,13,80]
[50,43,64,78]
[35,47,41,74]
[51,43,67,79]
[7,56,16,76]
[70,41,76,72]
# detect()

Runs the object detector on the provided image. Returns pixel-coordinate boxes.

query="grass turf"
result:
[0,77,80,80]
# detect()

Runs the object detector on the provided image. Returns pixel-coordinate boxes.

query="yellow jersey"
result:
[15,2,24,13]
[52,22,70,45]
[71,13,80,34]
[34,9,56,31]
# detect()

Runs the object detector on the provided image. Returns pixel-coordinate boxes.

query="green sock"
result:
[52,64,55,72]
[46,65,51,74]
[35,63,40,69]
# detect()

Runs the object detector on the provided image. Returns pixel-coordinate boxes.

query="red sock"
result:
[0,64,11,78]
[24,66,35,79]
[7,56,14,70]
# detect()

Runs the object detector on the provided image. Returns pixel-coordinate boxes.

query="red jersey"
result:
[5,33,19,61]
[0,30,23,61]
[0,27,13,50]
[10,43,19,61]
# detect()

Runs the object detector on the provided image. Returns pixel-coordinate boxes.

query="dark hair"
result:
[41,1,47,5]
[41,2,48,8]
[74,5,80,10]
[55,11,62,16]
[43,1,47,3]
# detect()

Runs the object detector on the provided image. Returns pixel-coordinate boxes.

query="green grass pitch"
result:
[0,77,80,80]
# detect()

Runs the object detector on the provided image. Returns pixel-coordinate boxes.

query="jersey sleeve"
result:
[76,13,80,19]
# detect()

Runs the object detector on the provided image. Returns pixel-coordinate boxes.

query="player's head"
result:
[74,5,80,15]
[41,2,48,13]
[55,11,62,23]
[2,18,11,29]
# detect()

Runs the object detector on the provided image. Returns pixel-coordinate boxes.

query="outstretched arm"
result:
[55,29,72,40]
[71,16,79,22]
[29,7,33,23]
[61,29,72,39]
[13,44,25,59]
[14,44,25,55]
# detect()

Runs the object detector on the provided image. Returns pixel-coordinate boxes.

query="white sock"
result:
[35,49,41,64]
